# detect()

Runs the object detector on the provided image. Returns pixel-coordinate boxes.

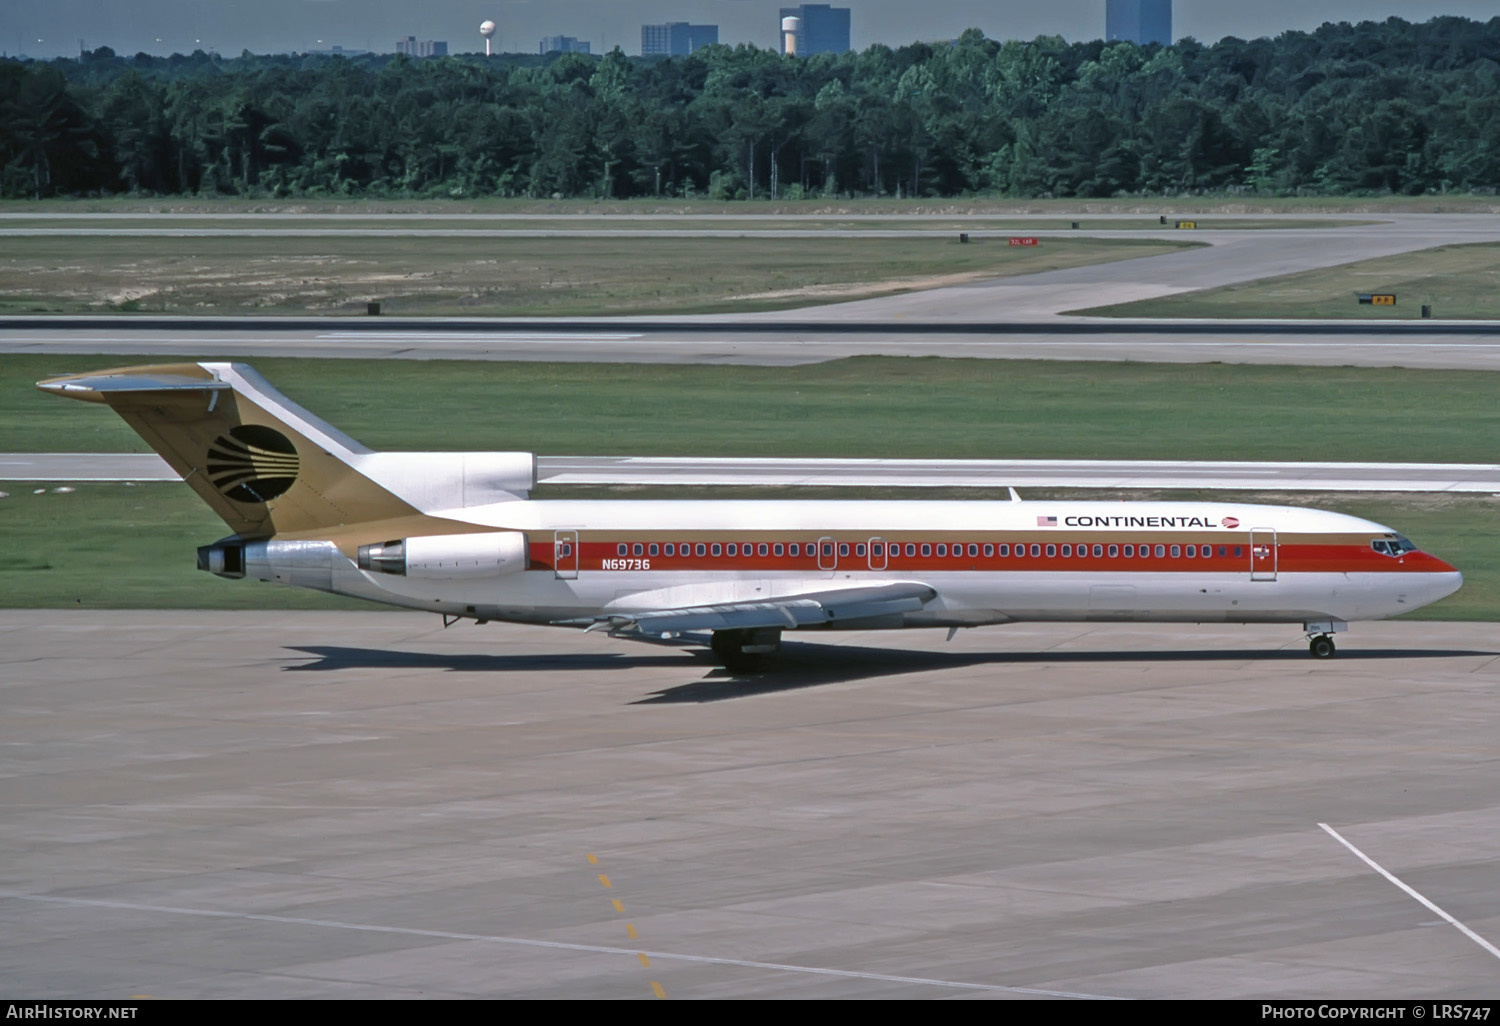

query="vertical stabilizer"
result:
[37,362,419,537]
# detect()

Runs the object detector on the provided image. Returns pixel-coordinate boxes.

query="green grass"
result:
[0,215,1362,231]
[6,355,1499,463]
[0,483,367,610]
[0,483,1490,619]
[2,194,1496,214]
[0,234,1194,317]
[1075,242,1500,320]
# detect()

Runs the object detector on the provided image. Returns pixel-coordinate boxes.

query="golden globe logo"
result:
[206,425,299,503]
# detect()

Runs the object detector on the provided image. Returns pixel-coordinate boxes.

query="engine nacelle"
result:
[198,538,338,591]
[357,531,528,579]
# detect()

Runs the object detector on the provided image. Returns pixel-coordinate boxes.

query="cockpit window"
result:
[1372,535,1418,557]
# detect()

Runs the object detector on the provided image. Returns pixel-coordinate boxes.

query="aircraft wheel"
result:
[711,629,756,672]
[1309,635,1336,659]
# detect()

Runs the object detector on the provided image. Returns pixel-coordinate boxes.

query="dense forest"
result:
[2,16,1499,201]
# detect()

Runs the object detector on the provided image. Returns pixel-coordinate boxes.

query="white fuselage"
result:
[254,498,1463,631]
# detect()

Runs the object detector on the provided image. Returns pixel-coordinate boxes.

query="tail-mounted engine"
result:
[357,531,528,579]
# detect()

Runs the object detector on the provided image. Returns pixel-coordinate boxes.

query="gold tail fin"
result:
[37,362,418,538]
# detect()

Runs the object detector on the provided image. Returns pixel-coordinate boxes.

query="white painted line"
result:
[1318,822,1500,962]
[2,891,1119,999]
[314,332,644,341]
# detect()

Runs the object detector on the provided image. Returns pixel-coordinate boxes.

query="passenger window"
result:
[999,544,1009,556]
[1092,544,1102,557]
[695,543,706,557]
[1046,544,1056,557]
[1062,544,1072,557]
[905,543,915,557]
[1124,544,1134,557]
[1186,545,1196,558]
[711,543,722,556]
[1108,545,1118,557]
[936,544,946,556]
[967,544,978,557]
[921,543,931,557]
[1155,545,1165,558]
[823,543,834,557]
[617,543,627,556]
[1030,544,1040,557]
[1217,546,1225,557]
[839,543,849,557]
[1233,546,1243,558]
[1202,547,1211,559]
[1170,545,1181,558]
[649,543,659,556]
[664,543,674,556]
[773,543,783,556]
[726,543,736,556]
[759,543,768,556]
[855,543,866,557]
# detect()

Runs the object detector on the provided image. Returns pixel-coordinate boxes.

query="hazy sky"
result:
[3,2,1496,59]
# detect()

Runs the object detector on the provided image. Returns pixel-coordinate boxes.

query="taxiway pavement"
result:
[2,612,1497,999]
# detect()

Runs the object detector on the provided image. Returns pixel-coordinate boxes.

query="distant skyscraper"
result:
[395,36,447,57]
[641,22,718,57]
[1106,0,1172,46]
[778,5,851,56]
[540,35,591,55]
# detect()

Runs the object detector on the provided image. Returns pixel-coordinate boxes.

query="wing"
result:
[560,581,937,637]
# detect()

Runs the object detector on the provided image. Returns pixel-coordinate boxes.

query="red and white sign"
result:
[1008,237,1039,246]
[1221,516,1241,529]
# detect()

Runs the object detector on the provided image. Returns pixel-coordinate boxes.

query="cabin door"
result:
[554,530,579,580]
[1249,528,1277,582]
[817,536,838,572]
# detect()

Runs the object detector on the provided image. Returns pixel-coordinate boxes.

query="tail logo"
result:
[206,425,299,503]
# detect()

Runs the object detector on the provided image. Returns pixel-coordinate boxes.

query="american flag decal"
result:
[1037,516,1058,526]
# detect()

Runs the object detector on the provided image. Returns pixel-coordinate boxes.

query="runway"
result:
[7,453,1500,493]
[6,320,1500,369]
[3,611,1498,998]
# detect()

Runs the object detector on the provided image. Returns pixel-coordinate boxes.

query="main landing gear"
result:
[1304,620,1347,660]
[710,627,783,672]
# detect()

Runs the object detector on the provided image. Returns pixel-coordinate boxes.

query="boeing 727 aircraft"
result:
[38,362,1463,668]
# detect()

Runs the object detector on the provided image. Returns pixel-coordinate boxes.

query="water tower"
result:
[781,16,800,56]
[479,19,496,56]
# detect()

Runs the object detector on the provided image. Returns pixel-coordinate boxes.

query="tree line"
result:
[2,16,1499,201]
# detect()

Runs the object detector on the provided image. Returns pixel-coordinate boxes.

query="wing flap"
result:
[564,581,937,636]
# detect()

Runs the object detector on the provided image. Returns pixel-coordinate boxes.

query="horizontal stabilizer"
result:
[37,368,229,403]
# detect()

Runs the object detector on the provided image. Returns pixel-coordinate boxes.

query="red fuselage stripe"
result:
[527,536,1447,575]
